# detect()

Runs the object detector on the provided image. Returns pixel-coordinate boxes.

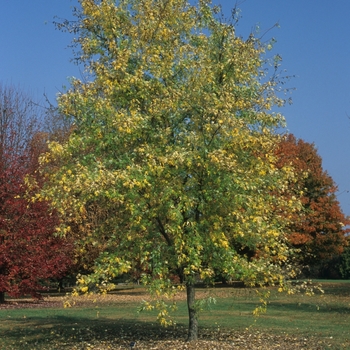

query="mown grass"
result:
[0,281,349,349]
[182,283,350,344]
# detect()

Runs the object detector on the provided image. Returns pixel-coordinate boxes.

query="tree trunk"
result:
[0,291,5,304]
[186,282,198,341]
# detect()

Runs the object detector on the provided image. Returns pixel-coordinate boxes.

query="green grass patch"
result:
[0,282,349,349]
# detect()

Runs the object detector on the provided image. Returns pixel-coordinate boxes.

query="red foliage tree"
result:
[0,165,73,303]
[0,85,73,303]
[275,134,349,269]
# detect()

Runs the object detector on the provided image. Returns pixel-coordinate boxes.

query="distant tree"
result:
[275,134,349,272]
[42,97,74,144]
[0,84,73,303]
[0,163,73,303]
[339,245,350,279]
[0,84,40,170]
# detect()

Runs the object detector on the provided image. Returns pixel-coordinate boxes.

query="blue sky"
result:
[1,0,350,216]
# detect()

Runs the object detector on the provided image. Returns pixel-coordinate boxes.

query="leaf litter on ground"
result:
[0,286,348,349]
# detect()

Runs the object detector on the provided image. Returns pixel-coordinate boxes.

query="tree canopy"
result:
[0,85,73,303]
[275,134,349,272]
[39,0,300,340]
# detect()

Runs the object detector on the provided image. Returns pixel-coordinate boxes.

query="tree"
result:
[39,0,299,340]
[0,84,40,171]
[0,84,73,303]
[0,164,73,303]
[42,97,75,144]
[275,134,349,272]
[339,244,350,279]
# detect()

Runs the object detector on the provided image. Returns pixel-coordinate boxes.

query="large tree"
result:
[0,84,73,303]
[39,0,299,340]
[275,134,349,271]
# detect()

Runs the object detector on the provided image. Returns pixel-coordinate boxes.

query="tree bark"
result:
[186,282,198,341]
[0,291,5,304]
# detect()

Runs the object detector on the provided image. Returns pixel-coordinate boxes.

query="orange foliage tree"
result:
[275,134,349,271]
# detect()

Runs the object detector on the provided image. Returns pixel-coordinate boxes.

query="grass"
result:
[0,281,349,349]
[197,283,350,344]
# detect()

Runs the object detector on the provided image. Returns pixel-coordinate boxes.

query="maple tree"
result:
[0,84,73,303]
[0,166,73,303]
[275,134,349,272]
[39,0,300,340]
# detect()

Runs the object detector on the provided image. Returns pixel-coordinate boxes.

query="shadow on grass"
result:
[322,286,350,297]
[206,291,350,322]
[234,299,350,315]
[270,302,350,314]
[1,315,190,349]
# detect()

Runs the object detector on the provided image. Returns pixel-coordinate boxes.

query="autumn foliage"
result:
[0,85,73,303]
[40,0,303,341]
[275,134,349,268]
[0,165,73,301]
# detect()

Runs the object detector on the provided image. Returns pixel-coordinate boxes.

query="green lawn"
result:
[0,281,349,349]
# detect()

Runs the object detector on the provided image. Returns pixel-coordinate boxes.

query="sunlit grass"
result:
[0,282,349,349]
